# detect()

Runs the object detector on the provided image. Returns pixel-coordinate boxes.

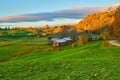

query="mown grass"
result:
[0,37,120,80]
[0,37,48,61]
[0,59,120,80]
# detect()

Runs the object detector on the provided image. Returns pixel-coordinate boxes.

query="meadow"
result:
[0,37,120,80]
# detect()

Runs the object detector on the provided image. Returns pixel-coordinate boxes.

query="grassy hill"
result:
[0,37,120,80]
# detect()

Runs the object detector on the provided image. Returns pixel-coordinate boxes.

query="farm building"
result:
[63,37,72,43]
[87,35,99,41]
[51,38,58,42]
[51,37,72,46]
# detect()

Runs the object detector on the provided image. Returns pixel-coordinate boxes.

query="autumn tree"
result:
[69,28,78,41]
[77,34,88,45]
[53,26,62,34]
[111,6,120,41]
[75,10,114,32]
[0,32,3,37]
[101,32,110,40]
[44,25,49,29]
[58,28,68,39]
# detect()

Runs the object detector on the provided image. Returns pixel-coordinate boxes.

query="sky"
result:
[0,0,120,27]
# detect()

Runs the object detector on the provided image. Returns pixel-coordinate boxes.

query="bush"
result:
[53,47,62,51]
[116,40,120,44]
[77,34,88,46]
[71,43,76,48]
[0,32,3,37]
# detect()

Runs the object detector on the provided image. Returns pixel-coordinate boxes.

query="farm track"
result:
[109,40,120,46]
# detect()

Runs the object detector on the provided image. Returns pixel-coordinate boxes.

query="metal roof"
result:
[52,37,72,43]
[51,38,58,41]
[55,39,66,43]
[63,37,71,40]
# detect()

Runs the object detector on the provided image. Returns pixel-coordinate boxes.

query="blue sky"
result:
[0,0,120,27]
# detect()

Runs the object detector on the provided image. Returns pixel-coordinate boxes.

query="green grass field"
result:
[0,37,120,80]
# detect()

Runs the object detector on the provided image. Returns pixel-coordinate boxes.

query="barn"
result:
[51,38,58,42]
[52,37,72,46]
[63,37,72,44]
[53,39,66,46]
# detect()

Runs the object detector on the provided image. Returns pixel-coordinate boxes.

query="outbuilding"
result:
[87,35,97,41]
[63,37,72,44]
[53,39,66,46]
[51,38,58,42]
[52,37,72,46]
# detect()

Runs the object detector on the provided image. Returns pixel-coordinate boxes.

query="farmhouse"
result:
[51,37,72,46]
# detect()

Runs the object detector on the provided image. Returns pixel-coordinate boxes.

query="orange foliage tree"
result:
[76,10,115,32]
[111,6,120,40]
[77,34,88,45]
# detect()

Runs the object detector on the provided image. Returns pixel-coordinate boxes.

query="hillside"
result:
[0,4,120,80]
[76,10,115,32]
[0,37,120,79]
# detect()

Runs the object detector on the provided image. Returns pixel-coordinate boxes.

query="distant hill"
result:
[75,4,120,32]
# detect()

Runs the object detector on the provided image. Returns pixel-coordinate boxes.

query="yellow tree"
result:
[77,34,88,45]
[111,6,120,40]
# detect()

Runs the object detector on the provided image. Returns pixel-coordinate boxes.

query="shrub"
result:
[71,43,76,48]
[77,34,88,45]
[53,47,62,51]
[0,32,3,37]
[116,40,120,44]
[104,41,113,48]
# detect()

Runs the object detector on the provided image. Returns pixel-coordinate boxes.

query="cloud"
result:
[0,18,80,27]
[0,6,109,23]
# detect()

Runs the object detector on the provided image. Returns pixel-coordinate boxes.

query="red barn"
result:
[53,37,72,46]
[53,39,66,46]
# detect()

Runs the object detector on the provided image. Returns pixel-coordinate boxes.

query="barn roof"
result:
[51,38,58,41]
[63,37,71,40]
[52,37,72,43]
[55,39,66,43]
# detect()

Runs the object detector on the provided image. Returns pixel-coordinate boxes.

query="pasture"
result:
[0,37,120,80]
